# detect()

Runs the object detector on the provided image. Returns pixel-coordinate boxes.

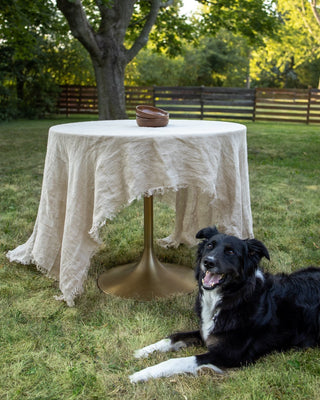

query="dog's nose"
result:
[203,256,215,269]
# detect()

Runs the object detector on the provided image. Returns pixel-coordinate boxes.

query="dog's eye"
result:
[225,248,235,255]
[207,242,215,250]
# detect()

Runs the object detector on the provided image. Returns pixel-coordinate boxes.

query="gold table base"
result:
[97,196,196,300]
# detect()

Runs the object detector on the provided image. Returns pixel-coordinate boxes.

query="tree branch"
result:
[57,0,175,65]
[95,0,135,41]
[300,0,315,36]
[125,0,164,63]
[310,0,320,26]
[160,0,174,7]
[56,0,102,60]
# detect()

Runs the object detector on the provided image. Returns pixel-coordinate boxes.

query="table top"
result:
[8,119,253,306]
[50,119,246,138]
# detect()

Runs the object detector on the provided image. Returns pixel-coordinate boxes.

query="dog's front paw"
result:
[129,368,153,383]
[130,356,198,383]
[134,338,173,359]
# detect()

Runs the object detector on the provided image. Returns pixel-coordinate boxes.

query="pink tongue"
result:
[203,272,222,286]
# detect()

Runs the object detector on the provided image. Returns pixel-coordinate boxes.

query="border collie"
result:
[130,226,320,383]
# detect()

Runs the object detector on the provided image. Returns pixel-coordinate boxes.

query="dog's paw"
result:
[129,368,152,383]
[134,338,188,359]
[134,338,172,359]
[130,356,198,383]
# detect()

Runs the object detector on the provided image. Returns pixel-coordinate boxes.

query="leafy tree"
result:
[194,0,279,47]
[296,58,320,88]
[294,0,320,86]
[56,0,279,119]
[307,0,320,29]
[126,49,184,86]
[50,39,95,86]
[0,0,60,118]
[0,0,282,119]
[195,32,251,87]
[250,0,320,88]
[56,0,193,119]
[0,0,100,119]
[128,30,259,88]
[177,32,251,86]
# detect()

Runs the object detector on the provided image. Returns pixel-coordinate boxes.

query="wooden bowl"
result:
[136,105,169,119]
[136,116,169,127]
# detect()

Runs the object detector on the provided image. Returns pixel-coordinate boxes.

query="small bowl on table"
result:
[136,105,169,127]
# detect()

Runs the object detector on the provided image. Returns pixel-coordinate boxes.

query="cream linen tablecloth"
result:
[7,120,253,306]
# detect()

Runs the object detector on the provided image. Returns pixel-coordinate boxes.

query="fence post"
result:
[252,88,257,122]
[306,88,311,125]
[153,86,156,107]
[200,85,204,120]
[78,85,82,114]
[66,85,69,117]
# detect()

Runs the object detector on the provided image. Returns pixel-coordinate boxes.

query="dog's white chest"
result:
[200,290,221,342]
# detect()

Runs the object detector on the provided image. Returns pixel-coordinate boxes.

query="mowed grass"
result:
[0,117,319,399]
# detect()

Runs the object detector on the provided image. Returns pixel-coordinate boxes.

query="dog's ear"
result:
[196,226,219,240]
[246,238,270,262]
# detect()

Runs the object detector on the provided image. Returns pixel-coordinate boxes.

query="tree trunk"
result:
[92,57,127,120]
[16,77,24,102]
[56,0,164,119]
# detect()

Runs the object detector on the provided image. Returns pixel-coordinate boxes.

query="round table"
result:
[7,119,253,306]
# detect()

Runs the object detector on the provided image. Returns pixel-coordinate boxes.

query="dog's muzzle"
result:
[201,256,225,289]
[202,270,225,289]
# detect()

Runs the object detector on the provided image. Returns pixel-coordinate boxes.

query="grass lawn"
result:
[0,117,320,399]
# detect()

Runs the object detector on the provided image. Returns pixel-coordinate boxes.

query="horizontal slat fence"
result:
[201,87,255,121]
[255,88,310,123]
[153,86,202,119]
[309,89,320,124]
[58,85,98,115]
[125,86,154,111]
[57,85,320,124]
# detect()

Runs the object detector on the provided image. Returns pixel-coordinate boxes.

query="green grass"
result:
[0,118,320,399]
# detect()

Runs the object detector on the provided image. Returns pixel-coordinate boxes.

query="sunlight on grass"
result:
[0,118,319,399]
[305,185,319,191]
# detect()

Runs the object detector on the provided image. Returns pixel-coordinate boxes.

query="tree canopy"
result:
[1,0,320,120]
[195,0,279,46]
[0,0,60,118]
[250,0,320,88]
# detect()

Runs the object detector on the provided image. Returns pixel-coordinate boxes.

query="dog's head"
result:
[195,226,270,291]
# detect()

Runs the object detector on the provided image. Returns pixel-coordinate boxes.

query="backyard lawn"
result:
[0,117,319,399]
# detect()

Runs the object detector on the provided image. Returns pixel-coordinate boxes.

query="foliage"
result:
[128,0,195,57]
[49,39,95,86]
[250,0,320,88]
[0,0,95,120]
[296,57,320,88]
[180,32,251,86]
[195,0,280,47]
[54,0,200,118]
[127,0,320,89]
[0,118,320,398]
[127,31,251,87]
[0,0,60,119]
[126,50,184,86]
[129,0,320,89]
[129,0,279,87]
[1,0,320,120]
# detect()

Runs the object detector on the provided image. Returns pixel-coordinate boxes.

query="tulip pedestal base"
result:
[97,196,196,300]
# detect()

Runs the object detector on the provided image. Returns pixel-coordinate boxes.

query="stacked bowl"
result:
[136,105,169,127]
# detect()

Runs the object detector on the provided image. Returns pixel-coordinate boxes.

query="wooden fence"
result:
[57,85,320,124]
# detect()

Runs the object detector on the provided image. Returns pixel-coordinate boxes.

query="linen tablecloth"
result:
[7,120,253,306]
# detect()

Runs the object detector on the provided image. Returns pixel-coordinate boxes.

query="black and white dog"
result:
[130,226,320,383]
